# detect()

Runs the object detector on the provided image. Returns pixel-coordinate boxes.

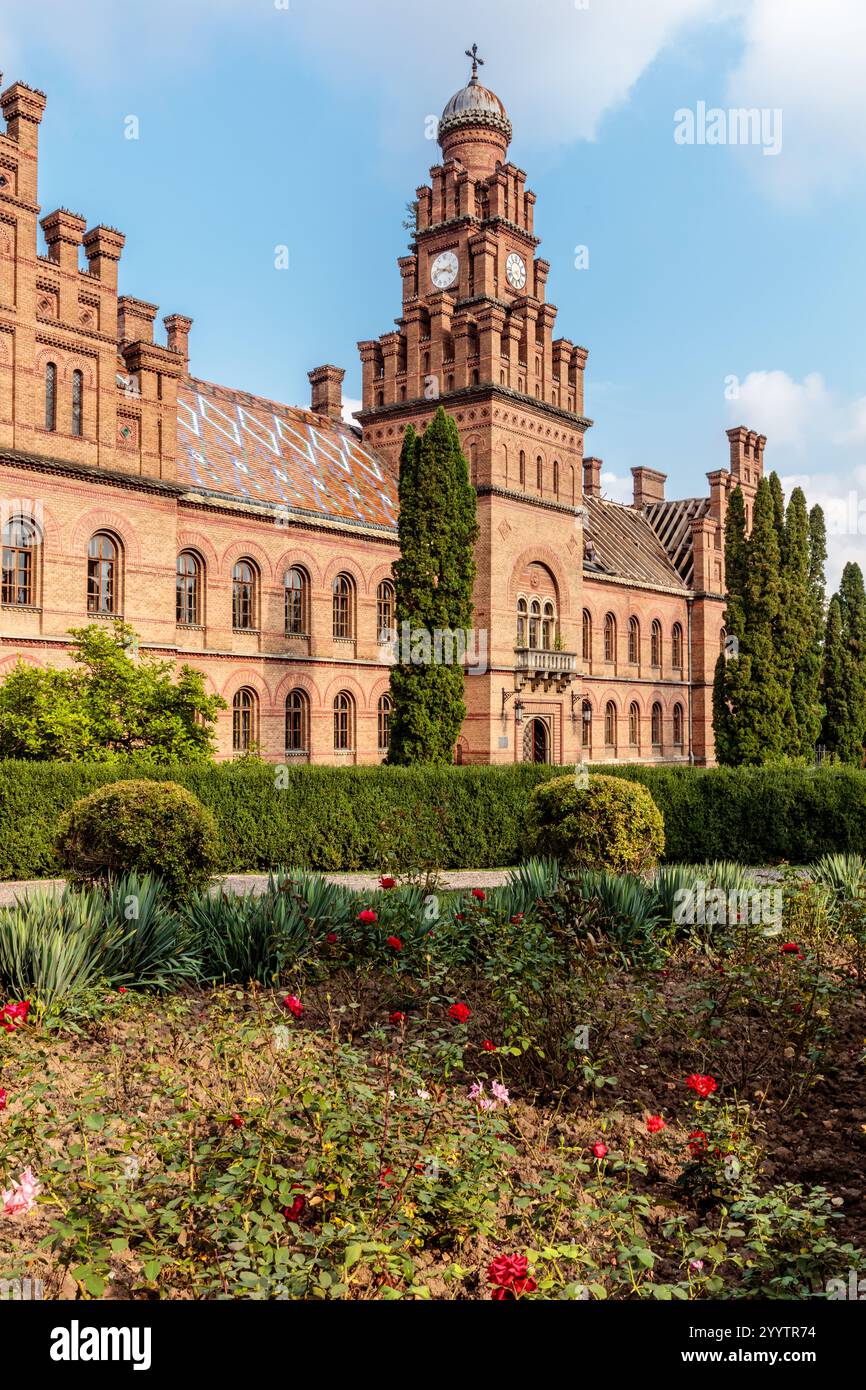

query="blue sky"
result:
[3,0,865,587]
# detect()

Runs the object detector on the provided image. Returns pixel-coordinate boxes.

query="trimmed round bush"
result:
[527,772,665,873]
[56,778,220,900]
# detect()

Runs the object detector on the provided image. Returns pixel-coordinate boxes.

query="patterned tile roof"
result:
[583,495,689,593]
[175,377,398,531]
[643,496,711,587]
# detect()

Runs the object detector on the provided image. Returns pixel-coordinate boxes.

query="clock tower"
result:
[357,48,590,764]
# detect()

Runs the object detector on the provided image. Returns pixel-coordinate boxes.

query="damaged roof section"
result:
[583,494,690,593]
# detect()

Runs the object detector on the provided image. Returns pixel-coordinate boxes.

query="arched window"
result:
[604,701,617,750]
[720,626,727,654]
[519,450,526,486]
[581,699,592,749]
[628,616,640,664]
[284,566,308,635]
[604,613,616,663]
[536,456,543,491]
[87,532,119,614]
[629,701,640,749]
[542,601,555,649]
[176,551,202,626]
[71,369,84,437]
[2,517,37,606]
[651,701,663,750]
[650,619,662,668]
[517,597,528,647]
[528,599,541,650]
[44,362,57,432]
[582,609,592,662]
[232,560,256,630]
[333,573,355,639]
[553,460,560,496]
[333,691,355,751]
[377,692,393,752]
[285,689,309,753]
[672,621,683,671]
[673,702,684,749]
[232,687,257,753]
[376,579,395,642]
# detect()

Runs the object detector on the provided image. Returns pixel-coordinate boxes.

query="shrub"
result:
[55,779,220,901]
[527,773,665,873]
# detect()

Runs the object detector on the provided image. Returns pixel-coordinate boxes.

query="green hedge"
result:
[0,759,864,880]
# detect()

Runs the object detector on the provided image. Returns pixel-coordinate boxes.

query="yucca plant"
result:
[572,869,661,951]
[182,891,284,984]
[811,853,866,904]
[650,863,701,924]
[98,874,199,990]
[501,857,560,918]
[0,888,122,1008]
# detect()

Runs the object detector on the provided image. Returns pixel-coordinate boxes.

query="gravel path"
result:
[0,868,512,907]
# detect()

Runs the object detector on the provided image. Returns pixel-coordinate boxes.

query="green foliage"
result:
[56,779,221,901]
[388,409,479,764]
[822,562,866,764]
[0,621,225,762]
[0,874,196,1007]
[527,772,665,872]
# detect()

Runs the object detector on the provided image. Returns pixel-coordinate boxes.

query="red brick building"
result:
[0,62,766,766]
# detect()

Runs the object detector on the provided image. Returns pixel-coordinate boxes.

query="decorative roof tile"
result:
[176,376,398,531]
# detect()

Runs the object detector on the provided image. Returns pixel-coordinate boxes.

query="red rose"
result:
[781,942,803,958]
[448,1002,471,1024]
[472,888,486,901]
[591,1141,608,1159]
[283,994,303,1019]
[0,1088,7,1111]
[231,1113,244,1129]
[389,1011,405,1025]
[386,936,403,952]
[118,986,127,994]
[379,876,397,890]
[685,1073,718,1097]
[358,909,378,925]
[326,932,337,944]
[454,913,465,922]
[481,1039,497,1052]
[687,1129,708,1157]
[646,1115,666,1133]
[0,1000,30,1033]
[509,914,524,924]
[488,1253,529,1288]
[283,1195,305,1221]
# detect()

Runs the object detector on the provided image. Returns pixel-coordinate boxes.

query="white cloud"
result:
[600,470,634,505]
[725,0,866,201]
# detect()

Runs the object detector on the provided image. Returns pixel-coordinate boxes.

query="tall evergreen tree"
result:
[783,487,822,756]
[713,478,790,763]
[821,596,858,762]
[822,562,866,764]
[712,486,747,763]
[769,470,786,549]
[387,408,478,764]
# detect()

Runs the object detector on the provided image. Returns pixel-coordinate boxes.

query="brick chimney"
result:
[164,314,193,373]
[40,208,86,272]
[726,425,766,485]
[118,296,158,345]
[82,224,125,289]
[308,364,345,421]
[631,466,666,509]
[583,456,602,497]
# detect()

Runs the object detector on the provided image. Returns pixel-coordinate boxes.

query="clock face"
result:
[506,251,527,291]
[430,249,459,290]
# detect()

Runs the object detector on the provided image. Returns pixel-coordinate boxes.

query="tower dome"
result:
[437,46,512,177]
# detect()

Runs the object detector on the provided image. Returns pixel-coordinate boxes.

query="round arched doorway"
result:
[523,717,550,764]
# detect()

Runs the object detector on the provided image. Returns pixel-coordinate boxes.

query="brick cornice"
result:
[357,382,592,431]
[0,447,183,497]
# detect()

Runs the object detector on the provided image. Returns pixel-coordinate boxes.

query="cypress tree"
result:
[712,486,747,764]
[387,408,479,764]
[783,487,821,756]
[713,478,790,763]
[821,596,857,762]
[769,470,786,549]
